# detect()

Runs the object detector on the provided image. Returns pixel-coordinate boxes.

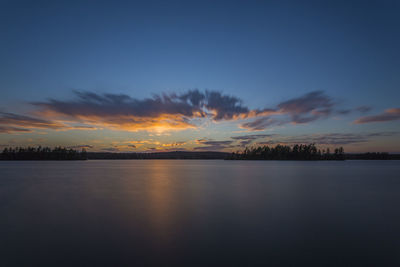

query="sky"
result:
[0,0,399,153]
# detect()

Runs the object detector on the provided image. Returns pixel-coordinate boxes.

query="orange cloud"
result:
[161,141,186,147]
[30,90,280,133]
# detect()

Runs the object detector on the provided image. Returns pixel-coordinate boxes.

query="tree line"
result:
[0,146,87,160]
[227,144,345,160]
[1,145,398,161]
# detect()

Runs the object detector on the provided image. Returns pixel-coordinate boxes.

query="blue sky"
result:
[1,0,399,152]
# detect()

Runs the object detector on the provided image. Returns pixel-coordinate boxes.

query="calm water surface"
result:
[1,160,400,266]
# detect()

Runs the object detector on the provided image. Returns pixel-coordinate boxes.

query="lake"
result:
[1,160,399,266]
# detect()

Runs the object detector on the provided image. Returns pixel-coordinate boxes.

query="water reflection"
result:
[144,161,176,245]
[0,160,400,266]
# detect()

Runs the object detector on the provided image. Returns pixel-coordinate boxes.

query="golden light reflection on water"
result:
[144,161,177,244]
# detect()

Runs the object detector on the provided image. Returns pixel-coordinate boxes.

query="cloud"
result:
[355,106,372,113]
[194,139,234,151]
[231,134,277,146]
[163,147,189,152]
[0,112,97,133]
[256,132,398,146]
[203,91,249,120]
[337,109,352,115]
[354,108,400,124]
[31,90,280,132]
[1,89,377,134]
[277,91,333,124]
[66,125,98,131]
[0,126,32,133]
[109,140,186,151]
[161,141,186,147]
[32,91,203,132]
[66,145,94,149]
[337,105,372,115]
[191,131,390,151]
[0,112,65,130]
[32,90,259,132]
[240,117,281,131]
[239,91,337,131]
[231,134,276,140]
[101,147,120,152]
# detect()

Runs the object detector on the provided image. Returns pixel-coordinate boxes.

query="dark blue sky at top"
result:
[1,0,399,110]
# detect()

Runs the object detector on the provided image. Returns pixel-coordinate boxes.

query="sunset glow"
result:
[0,1,399,153]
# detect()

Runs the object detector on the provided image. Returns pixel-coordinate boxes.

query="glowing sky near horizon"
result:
[1,0,399,153]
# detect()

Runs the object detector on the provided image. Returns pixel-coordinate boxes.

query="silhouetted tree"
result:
[227,144,346,160]
[0,146,87,160]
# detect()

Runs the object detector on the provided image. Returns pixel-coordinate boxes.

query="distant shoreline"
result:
[1,151,399,161]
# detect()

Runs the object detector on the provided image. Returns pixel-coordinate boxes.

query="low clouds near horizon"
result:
[194,139,234,151]
[253,132,398,146]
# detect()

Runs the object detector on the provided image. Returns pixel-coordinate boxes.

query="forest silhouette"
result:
[1,146,87,160]
[228,144,345,160]
[1,144,397,160]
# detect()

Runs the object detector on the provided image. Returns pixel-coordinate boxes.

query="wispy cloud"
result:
[0,126,32,133]
[354,108,400,124]
[101,147,120,152]
[256,132,398,146]
[161,141,186,147]
[240,91,336,131]
[108,140,187,152]
[231,134,277,146]
[355,106,372,113]
[0,112,65,130]
[231,134,276,140]
[194,139,234,151]
[0,112,97,133]
[277,91,333,124]
[66,145,94,149]
[337,105,372,115]
[240,117,281,131]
